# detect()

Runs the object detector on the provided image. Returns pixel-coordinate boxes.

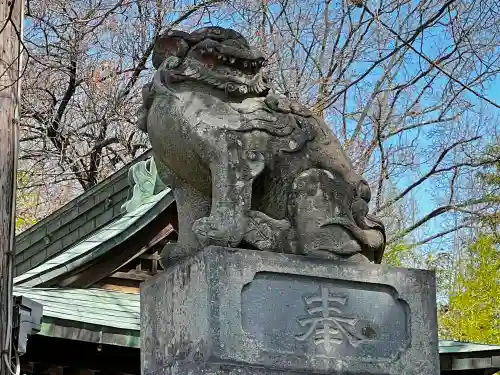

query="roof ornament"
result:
[121,157,166,213]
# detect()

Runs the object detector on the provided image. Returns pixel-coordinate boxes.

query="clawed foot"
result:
[192,213,247,248]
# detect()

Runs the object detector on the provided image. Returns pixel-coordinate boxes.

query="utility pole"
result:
[0,1,23,375]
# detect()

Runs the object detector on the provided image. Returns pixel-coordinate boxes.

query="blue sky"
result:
[22,3,500,255]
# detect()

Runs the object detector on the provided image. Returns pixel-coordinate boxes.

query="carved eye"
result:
[152,36,189,69]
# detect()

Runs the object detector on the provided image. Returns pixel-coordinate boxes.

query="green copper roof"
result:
[14,188,171,287]
[13,286,140,348]
[14,150,154,278]
[14,155,172,288]
[14,287,139,330]
[439,340,500,354]
[11,155,174,348]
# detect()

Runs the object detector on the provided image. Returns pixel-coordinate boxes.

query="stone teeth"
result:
[243,61,248,68]
[207,47,213,53]
[229,58,236,64]
[217,55,223,60]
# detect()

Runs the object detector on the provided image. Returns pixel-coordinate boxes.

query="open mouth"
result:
[153,27,270,95]
[189,39,266,78]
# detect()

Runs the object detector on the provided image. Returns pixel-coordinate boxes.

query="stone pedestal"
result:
[141,247,440,375]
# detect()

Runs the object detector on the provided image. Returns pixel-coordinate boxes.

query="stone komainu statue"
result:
[137,26,386,266]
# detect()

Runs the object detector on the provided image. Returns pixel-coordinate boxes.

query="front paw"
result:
[192,214,246,248]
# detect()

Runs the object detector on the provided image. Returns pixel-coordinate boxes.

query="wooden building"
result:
[12,151,500,375]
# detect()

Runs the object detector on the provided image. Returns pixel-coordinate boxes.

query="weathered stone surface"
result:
[137,26,386,265]
[141,247,440,375]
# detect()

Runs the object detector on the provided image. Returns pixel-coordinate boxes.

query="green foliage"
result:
[476,144,500,230]
[439,234,500,344]
[15,171,40,232]
[384,242,454,304]
[15,215,37,232]
[382,242,414,267]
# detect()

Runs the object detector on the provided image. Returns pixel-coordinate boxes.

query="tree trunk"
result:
[0,1,22,374]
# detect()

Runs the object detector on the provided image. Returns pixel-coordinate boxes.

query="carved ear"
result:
[153,31,190,69]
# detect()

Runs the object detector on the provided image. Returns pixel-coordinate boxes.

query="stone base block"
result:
[141,247,440,375]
